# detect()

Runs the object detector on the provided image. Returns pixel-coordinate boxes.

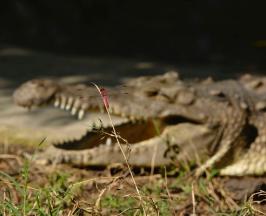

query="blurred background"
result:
[0,0,265,85]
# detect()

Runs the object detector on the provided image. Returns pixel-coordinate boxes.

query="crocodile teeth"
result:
[78,109,85,120]
[54,98,60,107]
[60,95,67,109]
[105,137,112,146]
[71,99,81,115]
[71,107,78,115]
[65,97,74,110]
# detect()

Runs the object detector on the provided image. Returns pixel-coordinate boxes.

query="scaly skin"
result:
[12,72,266,176]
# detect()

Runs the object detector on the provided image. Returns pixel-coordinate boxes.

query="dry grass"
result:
[1,150,265,215]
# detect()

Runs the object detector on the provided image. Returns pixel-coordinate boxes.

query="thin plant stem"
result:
[191,182,196,216]
[91,83,146,215]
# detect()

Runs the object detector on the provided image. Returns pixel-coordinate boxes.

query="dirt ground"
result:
[0,143,265,215]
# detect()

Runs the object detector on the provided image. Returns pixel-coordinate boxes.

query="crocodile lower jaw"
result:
[34,122,217,168]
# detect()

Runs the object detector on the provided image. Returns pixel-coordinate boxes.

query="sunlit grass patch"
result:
[0,160,81,215]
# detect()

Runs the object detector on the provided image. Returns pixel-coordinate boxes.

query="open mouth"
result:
[42,115,217,167]
[54,114,204,151]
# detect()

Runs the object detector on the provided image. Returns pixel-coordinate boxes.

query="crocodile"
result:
[12,72,266,176]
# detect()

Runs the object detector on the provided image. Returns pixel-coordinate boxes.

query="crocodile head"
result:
[13,72,208,122]
[13,72,211,142]
[12,72,236,168]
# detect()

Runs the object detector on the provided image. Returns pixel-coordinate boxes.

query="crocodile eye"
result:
[249,80,263,89]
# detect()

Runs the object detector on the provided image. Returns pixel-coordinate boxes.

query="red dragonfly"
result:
[73,82,129,111]
[99,87,110,109]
